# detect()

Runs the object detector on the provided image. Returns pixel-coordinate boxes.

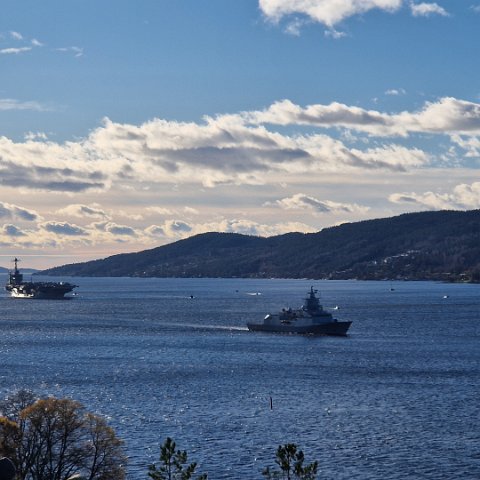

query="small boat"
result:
[247,286,351,336]
[5,258,77,299]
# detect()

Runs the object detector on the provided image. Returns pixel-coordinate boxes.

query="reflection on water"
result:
[1,276,480,479]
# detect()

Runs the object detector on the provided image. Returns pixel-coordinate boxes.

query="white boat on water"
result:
[247,286,351,336]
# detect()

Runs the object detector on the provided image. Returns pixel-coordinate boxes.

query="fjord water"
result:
[1,276,479,479]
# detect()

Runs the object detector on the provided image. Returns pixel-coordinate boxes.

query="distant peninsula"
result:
[41,210,480,283]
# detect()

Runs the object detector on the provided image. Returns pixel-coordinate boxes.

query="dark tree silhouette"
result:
[148,437,207,480]
[262,443,318,480]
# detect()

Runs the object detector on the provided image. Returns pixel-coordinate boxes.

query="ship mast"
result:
[8,257,23,286]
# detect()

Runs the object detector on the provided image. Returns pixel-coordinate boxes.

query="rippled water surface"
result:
[1,276,480,479]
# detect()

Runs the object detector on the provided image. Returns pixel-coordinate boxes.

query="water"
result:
[1,276,479,479]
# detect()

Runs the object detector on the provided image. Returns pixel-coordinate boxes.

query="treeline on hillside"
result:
[41,210,480,282]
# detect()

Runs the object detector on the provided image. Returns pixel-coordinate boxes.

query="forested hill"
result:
[42,210,480,282]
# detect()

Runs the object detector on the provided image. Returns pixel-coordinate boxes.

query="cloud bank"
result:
[258,0,449,31]
[266,193,369,214]
[2,96,479,195]
[389,182,480,210]
[239,97,480,137]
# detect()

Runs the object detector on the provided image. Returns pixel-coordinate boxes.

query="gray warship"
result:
[247,286,351,335]
[5,258,77,299]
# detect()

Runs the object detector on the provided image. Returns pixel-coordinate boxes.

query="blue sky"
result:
[1,0,479,268]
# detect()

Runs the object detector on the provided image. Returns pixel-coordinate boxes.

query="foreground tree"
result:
[262,443,318,480]
[148,437,207,480]
[0,390,126,480]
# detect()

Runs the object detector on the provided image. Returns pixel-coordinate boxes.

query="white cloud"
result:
[143,219,192,239]
[91,221,137,237]
[9,31,23,40]
[162,220,192,236]
[284,18,305,36]
[240,99,395,133]
[24,132,49,141]
[351,144,429,169]
[144,207,198,224]
[0,30,84,64]
[105,223,136,236]
[402,97,480,134]
[183,207,200,215]
[0,99,50,111]
[2,224,26,237]
[146,206,175,216]
[385,88,406,96]
[259,0,403,28]
[410,2,449,17]
[240,97,480,137]
[0,46,32,55]
[267,193,369,214]
[57,204,110,220]
[324,28,347,39]
[56,46,84,58]
[42,221,87,236]
[450,135,480,157]
[0,31,43,55]
[0,136,107,192]
[0,202,39,221]
[116,210,144,221]
[452,182,480,208]
[389,182,480,210]
[145,225,165,236]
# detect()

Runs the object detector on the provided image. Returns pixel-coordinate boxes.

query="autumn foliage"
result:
[0,390,126,480]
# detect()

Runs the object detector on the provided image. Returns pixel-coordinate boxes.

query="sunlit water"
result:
[1,276,479,479]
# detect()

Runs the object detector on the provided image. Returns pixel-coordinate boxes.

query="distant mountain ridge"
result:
[42,210,480,282]
[0,266,37,274]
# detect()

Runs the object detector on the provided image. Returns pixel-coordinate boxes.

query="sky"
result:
[1,0,480,269]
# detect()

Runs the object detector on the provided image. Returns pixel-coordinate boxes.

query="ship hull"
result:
[7,283,76,299]
[247,321,352,336]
